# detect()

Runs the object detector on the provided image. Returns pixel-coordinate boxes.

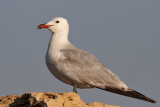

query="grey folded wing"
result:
[57,49,127,89]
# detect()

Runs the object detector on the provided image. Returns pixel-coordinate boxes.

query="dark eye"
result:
[56,21,59,23]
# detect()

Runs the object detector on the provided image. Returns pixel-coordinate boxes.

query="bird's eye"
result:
[56,21,59,23]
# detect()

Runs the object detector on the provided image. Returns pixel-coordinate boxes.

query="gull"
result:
[37,17,156,103]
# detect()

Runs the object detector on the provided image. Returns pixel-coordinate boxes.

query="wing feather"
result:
[56,49,127,89]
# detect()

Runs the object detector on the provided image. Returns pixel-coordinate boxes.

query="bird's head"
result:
[37,17,69,34]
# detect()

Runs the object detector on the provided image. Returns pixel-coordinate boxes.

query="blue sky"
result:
[0,1,159,107]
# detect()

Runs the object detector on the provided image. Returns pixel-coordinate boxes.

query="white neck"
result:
[46,32,69,61]
[49,31,69,48]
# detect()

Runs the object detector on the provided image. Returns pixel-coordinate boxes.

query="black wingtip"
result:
[131,90,156,103]
[97,87,156,103]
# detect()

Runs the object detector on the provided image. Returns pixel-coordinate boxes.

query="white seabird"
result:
[37,17,156,103]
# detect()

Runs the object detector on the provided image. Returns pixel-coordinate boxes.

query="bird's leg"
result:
[73,85,77,93]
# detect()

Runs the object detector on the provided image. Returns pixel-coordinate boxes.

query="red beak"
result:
[37,23,53,29]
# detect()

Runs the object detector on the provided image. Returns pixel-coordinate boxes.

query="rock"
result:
[0,92,120,107]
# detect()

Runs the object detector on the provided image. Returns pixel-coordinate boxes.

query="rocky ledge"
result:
[0,92,120,107]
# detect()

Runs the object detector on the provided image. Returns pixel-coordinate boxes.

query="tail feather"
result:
[97,87,156,103]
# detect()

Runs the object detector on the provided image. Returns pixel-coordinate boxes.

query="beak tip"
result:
[37,23,53,30]
[37,25,41,30]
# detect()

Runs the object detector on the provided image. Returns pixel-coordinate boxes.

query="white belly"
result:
[46,54,93,89]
